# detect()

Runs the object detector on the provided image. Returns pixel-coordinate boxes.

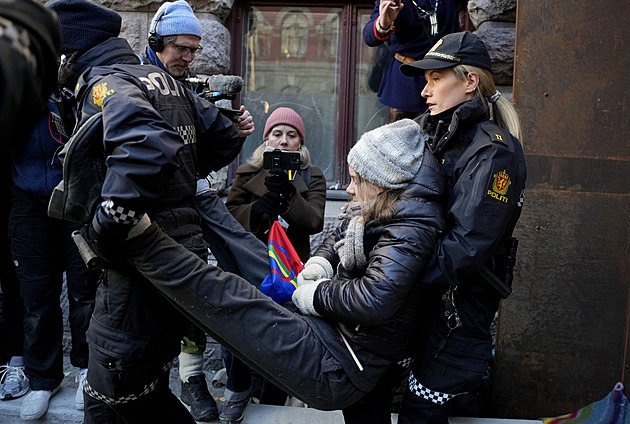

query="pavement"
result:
[0,363,543,424]
[0,386,545,424]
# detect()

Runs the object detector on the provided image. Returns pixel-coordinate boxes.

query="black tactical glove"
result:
[79,208,131,268]
[79,223,118,268]
[264,170,295,201]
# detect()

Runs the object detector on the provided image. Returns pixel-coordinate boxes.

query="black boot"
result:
[180,374,219,422]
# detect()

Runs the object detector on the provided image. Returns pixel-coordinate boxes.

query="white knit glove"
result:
[292,279,327,316]
[296,256,334,287]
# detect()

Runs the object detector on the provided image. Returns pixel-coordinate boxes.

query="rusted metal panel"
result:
[512,1,630,159]
[492,0,630,419]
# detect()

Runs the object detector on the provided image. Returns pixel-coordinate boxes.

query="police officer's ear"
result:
[464,71,479,94]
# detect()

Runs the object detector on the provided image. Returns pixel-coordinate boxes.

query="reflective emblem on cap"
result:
[428,38,444,53]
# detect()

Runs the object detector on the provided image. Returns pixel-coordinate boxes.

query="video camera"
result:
[185,75,244,122]
[263,149,301,175]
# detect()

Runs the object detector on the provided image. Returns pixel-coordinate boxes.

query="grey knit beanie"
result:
[347,119,425,190]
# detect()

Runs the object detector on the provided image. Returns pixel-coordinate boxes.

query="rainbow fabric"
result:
[260,221,304,303]
[542,383,630,424]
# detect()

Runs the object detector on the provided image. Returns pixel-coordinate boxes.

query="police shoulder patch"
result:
[486,166,512,206]
[480,124,509,146]
[92,82,115,109]
[491,132,505,143]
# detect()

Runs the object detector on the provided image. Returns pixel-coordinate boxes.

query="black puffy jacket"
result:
[311,144,446,363]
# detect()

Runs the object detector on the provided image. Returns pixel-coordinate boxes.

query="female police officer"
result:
[397,31,527,423]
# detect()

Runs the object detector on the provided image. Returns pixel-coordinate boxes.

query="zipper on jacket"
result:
[468,155,487,179]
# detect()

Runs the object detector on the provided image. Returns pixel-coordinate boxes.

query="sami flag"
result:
[260,220,304,303]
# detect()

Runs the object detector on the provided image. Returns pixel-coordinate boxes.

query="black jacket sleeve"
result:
[315,220,440,325]
[82,74,184,212]
[420,126,526,287]
[190,92,243,176]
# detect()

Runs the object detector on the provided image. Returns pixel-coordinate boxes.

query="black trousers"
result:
[182,189,270,357]
[196,187,289,405]
[0,186,21,363]
[397,353,487,424]
[9,185,98,390]
[341,362,408,424]
[84,369,194,424]
[84,206,204,422]
[124,222,386,410]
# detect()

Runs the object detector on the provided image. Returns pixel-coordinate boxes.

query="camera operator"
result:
[222,107,326,421]
[227,107,326,261]
[141,3,265,422]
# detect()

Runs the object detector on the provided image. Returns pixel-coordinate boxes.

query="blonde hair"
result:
[453,64,523,142]
[247,139,311,171]
[353,173,402,224]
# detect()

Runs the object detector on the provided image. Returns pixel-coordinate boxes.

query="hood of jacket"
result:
[60,37,140,93]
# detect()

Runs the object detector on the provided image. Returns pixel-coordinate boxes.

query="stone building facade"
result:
[101,0,517,87]
[52,0,518,370]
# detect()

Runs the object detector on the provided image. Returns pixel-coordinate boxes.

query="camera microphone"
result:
[186,74,244,100]
[185,75,245,122]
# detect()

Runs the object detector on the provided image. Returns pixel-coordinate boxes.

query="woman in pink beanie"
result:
[226,107,325,261]
[222,107,326,419]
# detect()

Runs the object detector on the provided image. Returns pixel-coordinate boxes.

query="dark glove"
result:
[264,171,295,201]
[79,209,130,268]
[251,191,284,218]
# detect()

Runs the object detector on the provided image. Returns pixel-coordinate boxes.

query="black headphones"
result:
[148,8,167,52]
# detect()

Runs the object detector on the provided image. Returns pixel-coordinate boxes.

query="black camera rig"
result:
[263,149,301,178]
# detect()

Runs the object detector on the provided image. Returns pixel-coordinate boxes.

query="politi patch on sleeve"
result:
[92,83,114,108]
[487,168,511,204]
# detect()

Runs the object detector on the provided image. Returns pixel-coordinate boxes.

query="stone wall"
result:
[111,0,234,76]
[467,0,517,87]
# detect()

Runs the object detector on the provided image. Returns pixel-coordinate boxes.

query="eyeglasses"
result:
[170,43,203,57]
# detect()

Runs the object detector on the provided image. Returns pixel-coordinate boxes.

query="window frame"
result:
[227,0,375,193]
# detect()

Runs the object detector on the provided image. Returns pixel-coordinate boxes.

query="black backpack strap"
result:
[48,112,105,224]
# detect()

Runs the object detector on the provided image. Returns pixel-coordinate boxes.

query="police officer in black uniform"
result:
[46,0,254,422]
[397,31,527,423]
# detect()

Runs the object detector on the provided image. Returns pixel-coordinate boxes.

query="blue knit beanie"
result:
[46,0,121,52]
[149,0,202,38]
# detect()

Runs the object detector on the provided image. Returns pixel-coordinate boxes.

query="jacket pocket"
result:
[86,317,166,400]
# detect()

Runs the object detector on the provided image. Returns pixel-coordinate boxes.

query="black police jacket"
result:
[73,38,242,229]
[416,97,527,370]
